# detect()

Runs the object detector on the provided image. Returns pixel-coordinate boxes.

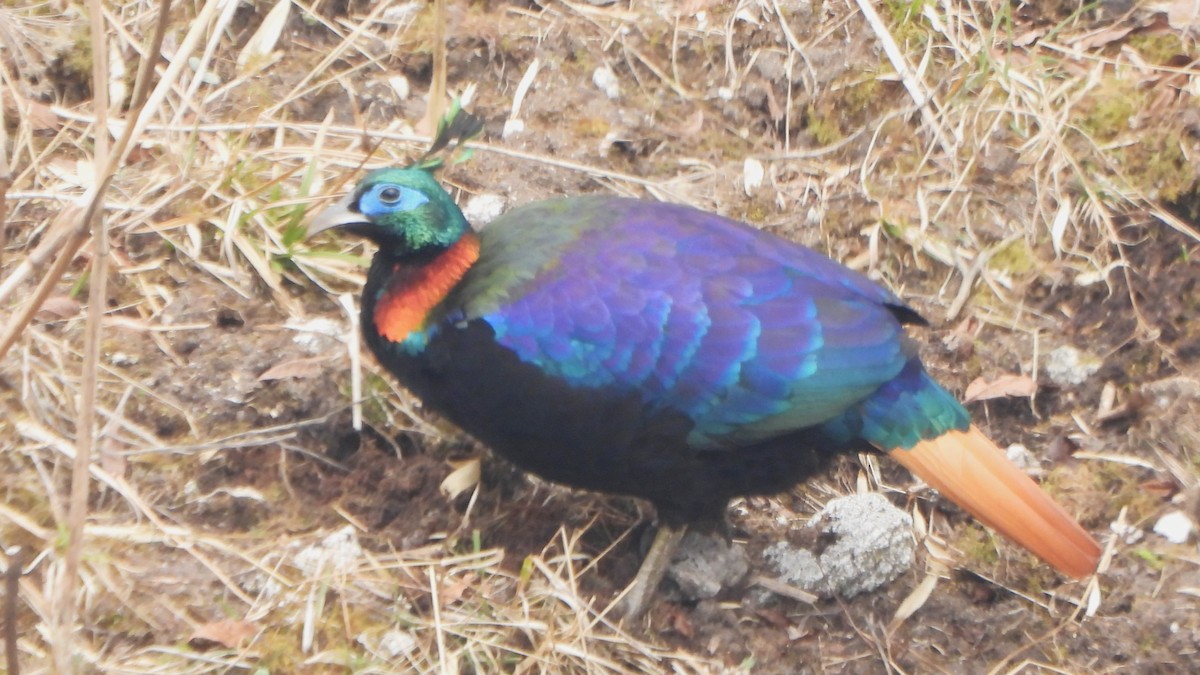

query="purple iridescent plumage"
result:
[426,197,965,450]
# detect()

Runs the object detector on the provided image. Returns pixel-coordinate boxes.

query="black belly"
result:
[368,320,863,524]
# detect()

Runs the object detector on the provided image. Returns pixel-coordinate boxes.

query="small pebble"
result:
[377,629,417,658]
[667,531,750,600]
[1005,443,1043,477]
[1153,510,1194,544]
[462,194,507,226]
[743,158,765,195]
[295,526,364,575]
[1110,519,1144,545]
[110,351,139,366]
[592,66,620,100]
[387,75,409,100]
[502,118,525,139]
[1044,346,1101,387]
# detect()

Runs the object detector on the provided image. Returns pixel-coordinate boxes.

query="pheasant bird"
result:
[310,165,1100,619]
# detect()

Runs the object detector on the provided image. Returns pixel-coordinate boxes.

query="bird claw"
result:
[612,524,686,622]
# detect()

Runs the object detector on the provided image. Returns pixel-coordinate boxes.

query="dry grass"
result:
[2,0,1199,672]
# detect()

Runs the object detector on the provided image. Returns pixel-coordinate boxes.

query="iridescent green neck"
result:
[355,168,470,257]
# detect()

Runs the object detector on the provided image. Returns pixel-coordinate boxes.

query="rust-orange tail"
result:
[888,425,1100,579]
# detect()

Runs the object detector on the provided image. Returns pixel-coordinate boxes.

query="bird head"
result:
[308,168,469,257]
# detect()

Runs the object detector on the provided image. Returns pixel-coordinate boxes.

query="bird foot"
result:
[613,524,686,622]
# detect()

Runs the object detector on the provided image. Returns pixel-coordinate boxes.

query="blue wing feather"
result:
[444,197,923,449]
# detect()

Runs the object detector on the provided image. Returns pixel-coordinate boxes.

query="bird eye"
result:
[360,182,429,216]
[379,186,402,204]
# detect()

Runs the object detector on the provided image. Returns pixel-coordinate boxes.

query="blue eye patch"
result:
[359,184,430,216]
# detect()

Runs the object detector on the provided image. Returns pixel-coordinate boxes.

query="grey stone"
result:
[764,493,914,598]
[666,530,751,600]
[1045,345,1101,387]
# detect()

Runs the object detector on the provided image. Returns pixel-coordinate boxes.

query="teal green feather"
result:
[426,195,948,448]
[352,168,469,254]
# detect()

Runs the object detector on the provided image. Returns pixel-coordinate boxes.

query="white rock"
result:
[592,66,621,100]
[378,629,417,657]
[1153,510,1195,544]
[387,75,409,100]
[598,130,622,155]
[1110,518,1144,545]
[502,118,525,139]
[1044,345,1101,386]
[1005,443,1043,477]
[110,351,139,366]
[294,526,364,575]
[743,158,765,195]
[462,193,507,226]
[666,531,750,600]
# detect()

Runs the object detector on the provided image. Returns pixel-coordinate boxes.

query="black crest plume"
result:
[412,99,485,172]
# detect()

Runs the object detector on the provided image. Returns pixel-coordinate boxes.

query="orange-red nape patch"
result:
[374,233,481,343]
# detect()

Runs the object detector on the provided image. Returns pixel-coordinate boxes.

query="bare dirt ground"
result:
[3,1,1200,673]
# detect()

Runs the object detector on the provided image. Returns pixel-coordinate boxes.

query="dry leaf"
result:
[911,505,927,538]
[1158,0,1200,30]
[1050,196,1071,257]
[1097,381,1118,417]
[1085,581,1102,617]
[1096,387,1146,424]
[680,0,720,12]
[760,84,781,123]
[108,40,127,112]
[99,438,127,479]
[753,607,789,630]
[441,573,475,605]
[750,575,819,604]
[1139,479,1180,500]
[440,458,481,499]
[1071,23,1137,51]
[1,91,58,131]
[509,57,540,120]
[45,157,93,188]
[889,573,938,631]
[963,373,1036,402]
[189,619,257,650]
[258,356,330,381]
[38,295,81,319]
[923,538,956,568]
[1011,28,1045,47]
[676,108,704,137]
[237,0,291,71]
[671,607,696,638]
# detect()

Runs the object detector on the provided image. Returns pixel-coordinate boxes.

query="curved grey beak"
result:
[307,190,367,238]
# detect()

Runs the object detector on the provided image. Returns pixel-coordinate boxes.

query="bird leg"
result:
[614,523,686,621]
